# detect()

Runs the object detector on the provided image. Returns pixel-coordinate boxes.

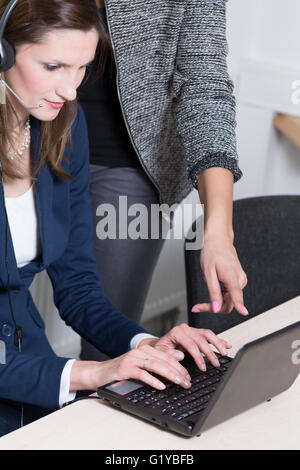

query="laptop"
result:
[97,321,300,437]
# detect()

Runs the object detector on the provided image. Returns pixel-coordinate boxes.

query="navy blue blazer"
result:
[0,104,148,410]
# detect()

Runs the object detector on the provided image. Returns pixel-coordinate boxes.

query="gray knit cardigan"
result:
[105,0,243,206]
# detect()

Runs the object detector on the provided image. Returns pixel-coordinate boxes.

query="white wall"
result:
[250,0,300,66]
[227,0,300,68]
[226,0,300,201]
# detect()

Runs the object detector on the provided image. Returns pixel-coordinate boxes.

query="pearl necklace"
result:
[8,118,31,160]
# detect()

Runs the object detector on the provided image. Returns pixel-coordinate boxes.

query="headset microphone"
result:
[0,75,44,108]
[0,0,43,109]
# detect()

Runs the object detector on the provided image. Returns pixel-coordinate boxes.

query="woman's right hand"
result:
[70,344,193,393]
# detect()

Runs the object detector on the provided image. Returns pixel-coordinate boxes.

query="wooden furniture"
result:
[273,113,300,150]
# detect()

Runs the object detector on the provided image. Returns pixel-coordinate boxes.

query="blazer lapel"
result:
[31,115,53,269]
[0,182,21,290]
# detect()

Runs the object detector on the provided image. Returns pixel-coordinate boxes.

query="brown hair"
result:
[0,0,110,181]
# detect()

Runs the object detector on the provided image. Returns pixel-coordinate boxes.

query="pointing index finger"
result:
[223,281,249,316]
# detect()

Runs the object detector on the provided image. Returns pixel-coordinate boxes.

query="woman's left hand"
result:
[192,234,248,316]
[138,323,232,371]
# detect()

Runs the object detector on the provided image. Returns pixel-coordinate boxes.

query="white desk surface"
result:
[0,296,300,450]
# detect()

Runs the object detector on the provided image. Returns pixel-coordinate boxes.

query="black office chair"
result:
[185,195,300,334]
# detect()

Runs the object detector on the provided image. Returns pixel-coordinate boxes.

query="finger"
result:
[120,351,168,390]
[189,327,232,351]
[223,292,235,313]
[216,291,234,314]
[205,269,224,314]
[192,293,233,314]
[194,337,221,368]
[193,297,237,314]
[191,302,211,313]
[168,328,208,372]
[160,348,185,361]
[224,282,249,316]
[186,329,233,369]
[241,273,248,289]
[132,368,167,390]
[141,344,190,381]
[138,357,191,389]
[202,330,232,357]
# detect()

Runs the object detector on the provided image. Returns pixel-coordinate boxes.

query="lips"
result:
[45,99,65,105]
[45,99,65,109]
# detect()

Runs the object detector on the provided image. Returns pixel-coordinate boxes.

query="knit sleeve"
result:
[174,0,243,188]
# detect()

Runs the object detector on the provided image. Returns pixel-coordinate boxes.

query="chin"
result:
[31,107,60,121]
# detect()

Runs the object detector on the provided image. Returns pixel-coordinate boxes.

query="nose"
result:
[55,85,77,102]
[55,68,86,103]
[56,77,79,102]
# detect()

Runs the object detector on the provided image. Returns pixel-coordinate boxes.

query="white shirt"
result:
[5,185,41,267]
[5,185,156,406]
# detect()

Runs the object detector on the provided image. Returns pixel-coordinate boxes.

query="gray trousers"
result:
[80,165,165,361]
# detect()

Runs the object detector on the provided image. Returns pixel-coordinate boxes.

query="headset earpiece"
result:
[0,37,16,72]
[0,0,19,73]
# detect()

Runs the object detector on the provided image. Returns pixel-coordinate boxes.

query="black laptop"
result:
[97,321,300,437]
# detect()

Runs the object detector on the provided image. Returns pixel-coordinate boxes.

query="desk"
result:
[0,296,300,450]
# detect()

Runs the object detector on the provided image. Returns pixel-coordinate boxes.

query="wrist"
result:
[204,232,234,246]
[204,225,234,244]
[69,360,101,392]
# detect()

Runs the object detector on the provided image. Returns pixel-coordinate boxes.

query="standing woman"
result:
[0,0,232,437]
[79,0,249,361]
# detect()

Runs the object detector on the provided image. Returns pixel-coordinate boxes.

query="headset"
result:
[0,0,43,107]
[0,0,18,72]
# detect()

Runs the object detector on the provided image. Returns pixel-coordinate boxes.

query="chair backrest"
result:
[185,195,300,334]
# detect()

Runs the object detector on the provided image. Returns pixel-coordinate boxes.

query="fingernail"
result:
[175,376,182,384]
[184,380,191,388]
[200,363,206,372]
[186,374,191,382]
[213,359,220,367]
[192,307,200,313]
[242,306,249,315]
[212,301,219,313]
[175,351,184,359]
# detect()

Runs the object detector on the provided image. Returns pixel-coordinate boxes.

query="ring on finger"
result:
[143,358,149,369]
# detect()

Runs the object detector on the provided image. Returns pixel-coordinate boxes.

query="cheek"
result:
[13,62,50,95]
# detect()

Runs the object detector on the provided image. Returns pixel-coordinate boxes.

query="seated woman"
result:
[0,0,231,437]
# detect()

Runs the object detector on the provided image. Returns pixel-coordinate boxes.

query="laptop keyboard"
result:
[124,355,233,422]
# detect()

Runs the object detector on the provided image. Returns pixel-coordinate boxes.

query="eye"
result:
[44,64,60,72]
